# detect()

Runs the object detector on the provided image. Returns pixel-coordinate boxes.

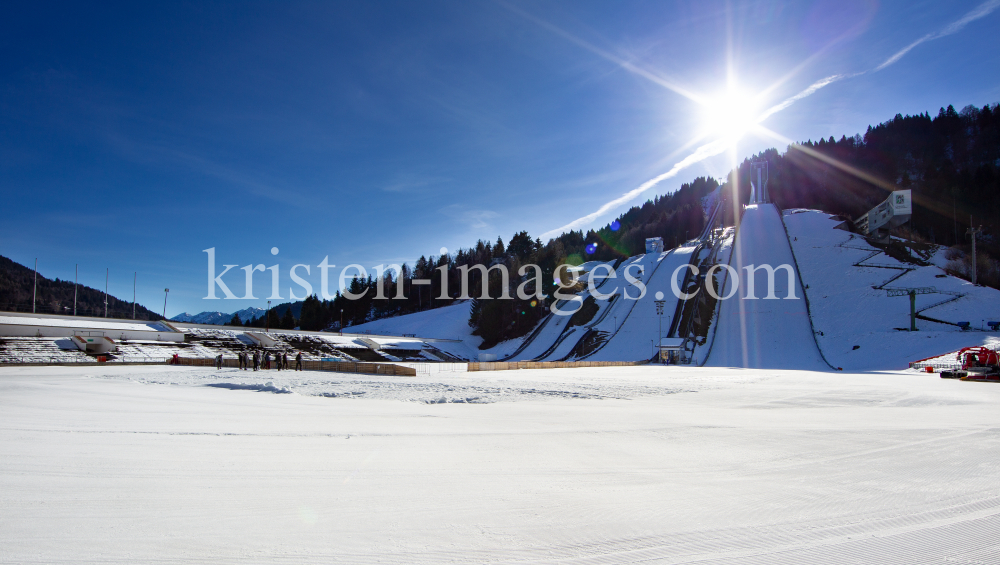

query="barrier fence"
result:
[2,355,643,375]
[176,356,417,377]
[468,360,645,372]
[0,356,170,366]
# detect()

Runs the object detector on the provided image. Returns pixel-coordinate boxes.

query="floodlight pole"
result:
[132,272,136,320]
[163,288,169,320]
[74,264,78,316]
[104,268,109,318]
[266,300,271,332]
[655,299,665,363]
[32,258,37,314]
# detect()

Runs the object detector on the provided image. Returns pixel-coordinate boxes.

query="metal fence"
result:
[0,356,170,365]
[909,361,962,371]
[395,362,469,376]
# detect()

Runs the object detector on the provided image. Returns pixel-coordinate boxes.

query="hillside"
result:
[294,103,1000,344]
[0,255,163,320]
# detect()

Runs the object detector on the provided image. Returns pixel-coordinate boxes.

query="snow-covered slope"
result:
[706,204,829,370]
[314,206,1000,370]
[583,245,698,361]
[504,256,648,362]
[346,301,500,360]
[784,209,1000,370]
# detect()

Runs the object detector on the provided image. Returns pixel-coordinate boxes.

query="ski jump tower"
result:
[749,160,768,204]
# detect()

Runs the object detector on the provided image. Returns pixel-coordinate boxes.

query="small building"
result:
[658,337,684,364]
[645,237,664,254]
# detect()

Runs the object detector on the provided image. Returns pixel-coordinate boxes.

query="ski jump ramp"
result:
[705,204,829,370]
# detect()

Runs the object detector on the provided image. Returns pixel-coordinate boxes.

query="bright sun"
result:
[702,87,761,141]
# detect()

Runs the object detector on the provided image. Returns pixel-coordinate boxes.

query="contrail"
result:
[876,0,1000,71]
[756,74,850,123]
[541,1,1000,241]
[540,137,731,240]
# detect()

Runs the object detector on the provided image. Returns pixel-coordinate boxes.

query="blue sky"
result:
[2,1,998,316]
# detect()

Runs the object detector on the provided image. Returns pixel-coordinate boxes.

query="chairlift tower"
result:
[750,160,768,204]
[885,287,937,331]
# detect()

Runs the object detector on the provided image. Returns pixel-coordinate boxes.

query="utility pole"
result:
[340,308,344,333]
[163,288,169,319]
[32,258,37,314]
[266,300,271,332]
[967,215,982,285]
[104,268,109,317]
[74,264,78,316]
[132,272,137,320]
[953,195,958,245]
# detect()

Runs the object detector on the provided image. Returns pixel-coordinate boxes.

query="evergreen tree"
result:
[266,308,280,330]
[493,237,505,258]
[280,308,295,330]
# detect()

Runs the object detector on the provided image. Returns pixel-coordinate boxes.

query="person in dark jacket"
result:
[252,351,259,371]
[282,352,289,370]
[295,352,302,371]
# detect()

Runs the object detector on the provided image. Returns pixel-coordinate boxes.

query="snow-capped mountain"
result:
[232,307,266,323]
[171,307,266,325]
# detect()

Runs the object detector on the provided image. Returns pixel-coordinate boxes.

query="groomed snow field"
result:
[3,364,1000,564]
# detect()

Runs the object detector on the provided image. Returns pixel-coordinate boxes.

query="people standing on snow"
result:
[264,352,271,370]
[295,352,302,371]
[252,351,259,371]
[282,352,289,370]
[215,354,223,370]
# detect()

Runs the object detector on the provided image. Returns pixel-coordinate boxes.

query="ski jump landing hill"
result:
[349,201,1000,370]
[704,203,830,370]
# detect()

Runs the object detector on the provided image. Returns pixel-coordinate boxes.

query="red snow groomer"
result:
[940,347,1000,381]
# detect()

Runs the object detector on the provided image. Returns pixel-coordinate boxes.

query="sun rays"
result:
[508,1,1000,241]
